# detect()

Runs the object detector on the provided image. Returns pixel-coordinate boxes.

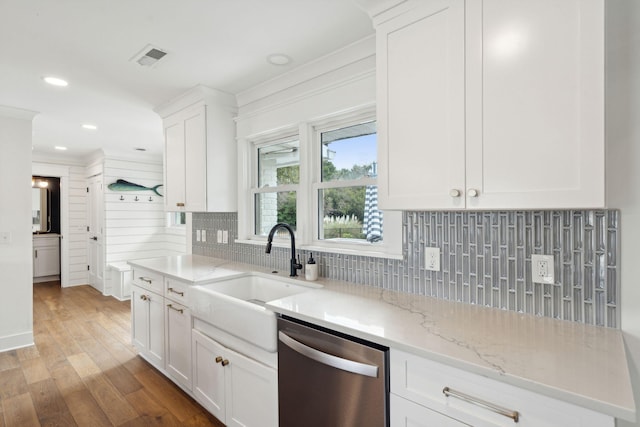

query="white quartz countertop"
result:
[128,254,636,421]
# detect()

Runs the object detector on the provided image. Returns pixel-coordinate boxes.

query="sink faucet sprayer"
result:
[265,223,302,277]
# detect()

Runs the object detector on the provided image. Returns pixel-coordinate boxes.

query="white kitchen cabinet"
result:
[390,349,613,427]
[375,0,604,210]
[158,86,237,213]
[192,329,278,427]
[165,301,192,391]
[33,234,61,279]
[131,284,165,369]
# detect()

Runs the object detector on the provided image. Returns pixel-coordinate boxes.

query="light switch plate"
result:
[222,230,229,244]
[532,254,555,284]
[196,229,201,242]
[424,247,440,271]
[201,230,206,242]
[217,230,223,243]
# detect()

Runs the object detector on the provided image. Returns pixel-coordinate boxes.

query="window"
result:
[315,121,383,244]
[240,110,401,259]
[253,138,300,237]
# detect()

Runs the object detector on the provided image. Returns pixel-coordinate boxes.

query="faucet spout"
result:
[265,223,302,277]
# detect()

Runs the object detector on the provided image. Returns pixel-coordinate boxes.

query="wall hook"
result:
[134,196,139,201]
[148,196,153,202]
[119,195,125,201]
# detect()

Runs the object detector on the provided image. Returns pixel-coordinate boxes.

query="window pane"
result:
[255,192,297,236]
[258,141,300,187]
[322,121,377,182]
[319,186,383,242]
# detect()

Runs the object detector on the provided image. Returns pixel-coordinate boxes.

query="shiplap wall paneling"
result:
[67,165,89,286]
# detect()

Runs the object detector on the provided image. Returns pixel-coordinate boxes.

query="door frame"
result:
[31,163,70,287]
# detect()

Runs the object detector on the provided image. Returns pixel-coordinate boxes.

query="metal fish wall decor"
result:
[107,179,163,197]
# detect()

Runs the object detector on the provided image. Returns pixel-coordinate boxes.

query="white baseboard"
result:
[0,331,34,353]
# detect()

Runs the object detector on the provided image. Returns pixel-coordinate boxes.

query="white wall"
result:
[103,157,185,265]
[0,107,36,351]
[607,2,640,426]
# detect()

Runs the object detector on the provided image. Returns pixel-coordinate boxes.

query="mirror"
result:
[32,187,50,232]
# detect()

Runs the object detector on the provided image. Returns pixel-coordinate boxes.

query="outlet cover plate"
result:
[424,247,440,271]
[532,254,554,284]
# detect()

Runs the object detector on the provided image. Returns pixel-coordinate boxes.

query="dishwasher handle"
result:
[278,331,379,378]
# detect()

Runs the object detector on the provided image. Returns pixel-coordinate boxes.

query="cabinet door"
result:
[146,291,165,368]
[183,105,207,212]
[224,346,278,427]
[166,302,192,390]
[465,0,604,209]
[165,118,186,210]
[192,330,226,423]
[391,393,470,427]
[34,245,60,277]
[377,0,466,210]
[131,285,149,354]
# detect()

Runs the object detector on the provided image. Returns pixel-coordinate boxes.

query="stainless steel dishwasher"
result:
[277,316,389,427]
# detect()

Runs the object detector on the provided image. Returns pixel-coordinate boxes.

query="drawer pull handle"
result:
[215,356,223,364]
[167,287,184,296]
[140,294,149,301]
[443,386,519,423]
[139,277,152,284]
[221,359,229,367]
[176,202,185,207]
[167,304,184,314]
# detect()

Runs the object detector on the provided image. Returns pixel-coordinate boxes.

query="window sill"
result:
[234,238,403,260]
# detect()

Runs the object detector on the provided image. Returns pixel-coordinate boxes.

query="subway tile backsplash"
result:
[192,210,619,328]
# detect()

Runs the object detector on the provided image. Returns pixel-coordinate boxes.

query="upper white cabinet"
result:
[374,0,604,210]
[157,86,238,212]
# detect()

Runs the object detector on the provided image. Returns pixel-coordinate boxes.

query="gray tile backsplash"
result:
[192,210,619,328]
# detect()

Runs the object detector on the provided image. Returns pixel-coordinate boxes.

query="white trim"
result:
[32,163,71,287]
[0,331,34,353]
[0,105,38,120]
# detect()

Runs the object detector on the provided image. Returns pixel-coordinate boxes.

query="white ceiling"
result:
[0,0,374,160]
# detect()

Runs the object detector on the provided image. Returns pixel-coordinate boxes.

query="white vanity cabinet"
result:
[33,234,60,279]
[158,86,237,213]
[192,328,278,427]
[375,0,604,210]
[390,349,614,427]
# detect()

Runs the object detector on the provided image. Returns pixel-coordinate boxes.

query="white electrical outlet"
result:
[532,254,555,284]
[222,230,229,244]
[196,229,201,242]
[202,230,207,242]
[424,247,440,271]
[217,230,223,243]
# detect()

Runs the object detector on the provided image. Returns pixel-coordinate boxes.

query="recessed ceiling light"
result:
[54,146,67,151]
[82,124,97,130]
[43,76,69,87]
[267,54,292,66]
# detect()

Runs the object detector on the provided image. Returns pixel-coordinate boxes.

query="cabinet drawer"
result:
[390,349,613,427]
[131,267,164,294]
[165,277,189,305]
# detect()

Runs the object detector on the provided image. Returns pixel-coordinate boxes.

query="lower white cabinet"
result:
[390,349,614,427]
[192,329,278,427]
[33,235,60,278]
[165,301,192,390]
[391,393,469,426]
[131,285,164,369]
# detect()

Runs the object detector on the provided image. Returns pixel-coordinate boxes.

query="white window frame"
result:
[237,110,402,260]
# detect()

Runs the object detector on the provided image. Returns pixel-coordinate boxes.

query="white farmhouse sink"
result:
[190,273,321,352]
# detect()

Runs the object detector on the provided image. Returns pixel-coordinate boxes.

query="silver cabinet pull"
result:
[139,276,152,284]
[278,331,378,378]
[167,304,184,314]
[443,386,519,423]
[167,287,184,296]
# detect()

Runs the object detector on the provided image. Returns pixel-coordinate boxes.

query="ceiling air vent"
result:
[130,44,168,68]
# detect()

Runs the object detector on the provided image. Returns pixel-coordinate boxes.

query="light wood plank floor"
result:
[0,281,225,427]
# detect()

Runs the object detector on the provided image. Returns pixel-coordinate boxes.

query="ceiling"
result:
[0,0,374,160]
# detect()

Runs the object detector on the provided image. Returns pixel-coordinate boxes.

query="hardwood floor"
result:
[0,281,225,427]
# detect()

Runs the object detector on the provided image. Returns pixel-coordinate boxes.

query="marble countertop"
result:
[128,254,636,421]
